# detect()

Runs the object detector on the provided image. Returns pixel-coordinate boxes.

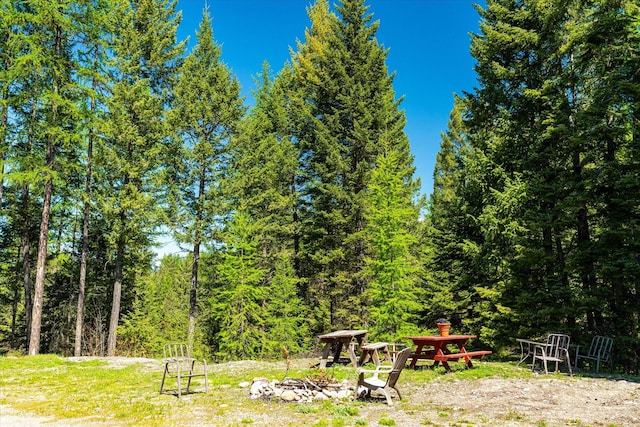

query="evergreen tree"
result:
[431,0,640,360]
[118,255,193,357]
[102,0,185,356]
[19,0,82,355]
[291,0,417,330]
[168,8,243,349]
[211,211,267,360]
[0,0,19,213]
[569,0,640,365]
[227,63,309,357]
[428,96,479,329]
[73,0,114,357]
[364,149,423,341]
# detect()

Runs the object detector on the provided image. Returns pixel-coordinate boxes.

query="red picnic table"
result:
[404,335,491,372]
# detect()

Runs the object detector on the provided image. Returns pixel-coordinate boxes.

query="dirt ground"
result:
[1,357,639,426]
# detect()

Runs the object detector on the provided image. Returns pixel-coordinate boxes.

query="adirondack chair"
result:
[532,333,573,376]
[355,347,412,405]
[574,335,613,374]
[159,343,208,397]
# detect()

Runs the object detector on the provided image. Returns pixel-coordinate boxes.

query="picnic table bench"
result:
[358,341,392,367]
[318,329,368,369]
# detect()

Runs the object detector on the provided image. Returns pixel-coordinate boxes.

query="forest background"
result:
[1,0,639,373]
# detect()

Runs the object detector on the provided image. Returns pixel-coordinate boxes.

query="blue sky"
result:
[176,0,484,197]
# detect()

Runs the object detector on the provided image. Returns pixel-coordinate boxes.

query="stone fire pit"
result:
[246,376,355,403]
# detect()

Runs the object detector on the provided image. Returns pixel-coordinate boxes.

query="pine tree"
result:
[168,8,244,349]
[364,148,423,341]
[211,211,267,360]
[19,0,81,355]
[291,0,417,330]
[103,0,185,356]
[427,96,481,330]
[73,0,114,357]
[569,0,640,365]
[227,63,309,357]
[434,0,640,357]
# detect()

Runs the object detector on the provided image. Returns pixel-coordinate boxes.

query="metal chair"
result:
[355,347,412,405]
[532,333,573,376]
[574,335,613,374]
[160,343,208,397]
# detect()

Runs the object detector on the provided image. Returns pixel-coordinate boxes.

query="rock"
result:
[323,389,338,398]
[249,378,271,398]
[280,390,297,401]
[313,392,329,401]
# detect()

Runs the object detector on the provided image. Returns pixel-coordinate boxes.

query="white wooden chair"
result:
[532,333,573,376]
[355,347,412,405]
[574,335,613,374]
[159,343,208,397]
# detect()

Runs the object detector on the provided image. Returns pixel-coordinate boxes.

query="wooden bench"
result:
[359,342,392,367]
[433,350,492,362]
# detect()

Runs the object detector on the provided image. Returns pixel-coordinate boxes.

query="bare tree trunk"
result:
[187,166,206,348]
[107,232,125,356]
[21,100,38,349]
[28,22,61,356]
[21,184,33,348]
[75,49,98,357]
[188,241,199,348]
[29,172,54,355]
[11,249,21,348]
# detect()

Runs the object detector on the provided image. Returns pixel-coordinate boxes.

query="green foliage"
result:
[167,7,243,349]
[264,253,311,358]
[211,211,268,360]
[428,0,640,368]
[292,0,419,331]
[117,255,195,357]
[364,150,423,341]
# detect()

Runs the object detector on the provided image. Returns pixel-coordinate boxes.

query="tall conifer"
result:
[169,8,243,349]
[365,149,422,340]
[226,64,309,357]
[292,0,417,329]
[103,0,185,356]
[21,0,80,355]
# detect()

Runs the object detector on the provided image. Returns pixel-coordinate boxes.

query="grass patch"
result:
[1,355,637,426]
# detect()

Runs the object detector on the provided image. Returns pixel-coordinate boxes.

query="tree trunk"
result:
[28,19,63,356]
[107,233,125,356]
[28,173,54,355]
[20,98,39,349]
[188,241,199,348]
[75,49,98,357]
[11,248,21,348]
[188,166,206,348]
[21,184,33,349]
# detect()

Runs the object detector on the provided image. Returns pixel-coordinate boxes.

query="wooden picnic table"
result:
[318,329,368,369]
[404,335,491,372]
